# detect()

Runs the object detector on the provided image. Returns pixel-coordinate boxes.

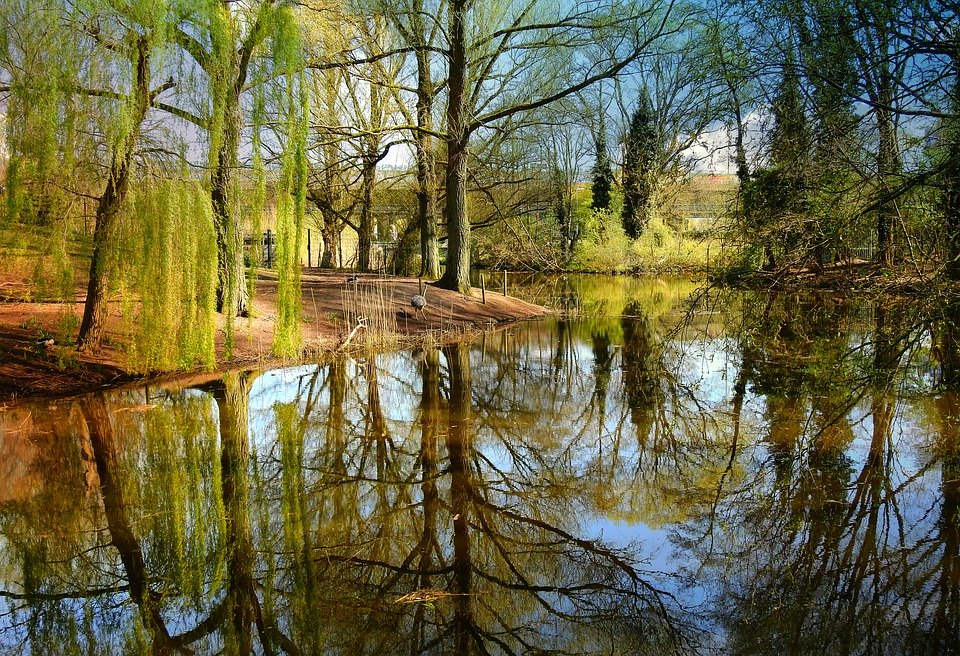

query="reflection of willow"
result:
[78,376,301,655]
[82,394,179,653]
[306,342,691,654]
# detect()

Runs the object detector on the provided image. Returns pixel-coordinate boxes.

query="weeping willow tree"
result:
[111,181,218,371]
[0,0,83,300]
[170,1,301,318]
[76,8,175,351]
[1,0,237,366]
[273,67,309,357]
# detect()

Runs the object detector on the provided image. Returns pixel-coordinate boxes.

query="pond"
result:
[0,275,958,655]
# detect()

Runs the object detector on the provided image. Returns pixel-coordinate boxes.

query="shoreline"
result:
[0,270,549,404]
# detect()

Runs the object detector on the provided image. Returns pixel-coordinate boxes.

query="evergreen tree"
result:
[621,89,658,239]
[591,112,614,212]
[770,48,810,178]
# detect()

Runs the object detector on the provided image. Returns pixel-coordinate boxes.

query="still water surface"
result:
[0,276,957,654]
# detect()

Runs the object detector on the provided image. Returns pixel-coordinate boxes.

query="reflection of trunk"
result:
[932,395,960,651]
[873,306,903,383]
[444,343,475,652]
[82,393,174,653]
[765,395,804,490]
[621,306,660,441]
[365,360,392,506]
[325,359,349,519]
[418,348,441,584]
[591,331,613,428]
[936,302,960,389]
[551,319,573,383]
[209,372,255,654]
[412,348,442,639]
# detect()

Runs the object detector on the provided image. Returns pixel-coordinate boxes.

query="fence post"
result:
[307,229,312,268]
[266,229,273,268]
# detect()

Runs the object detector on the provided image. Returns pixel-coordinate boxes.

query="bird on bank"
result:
[346,274,358,284]
[411,282,427,319]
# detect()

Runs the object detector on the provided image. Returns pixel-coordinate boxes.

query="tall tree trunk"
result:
[875,91,899,267]
[358,154,376,272]
[77,37,152,351]
[946,137,960,279]
[945,69,960,280]
[212,94,249,317]
[318,68,343,269]
[437,0,472,294]
[412,3,440,279]
[321,214,340,268]
[210,0,270,317]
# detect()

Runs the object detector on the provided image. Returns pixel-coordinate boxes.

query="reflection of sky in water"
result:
[1,282,955,653]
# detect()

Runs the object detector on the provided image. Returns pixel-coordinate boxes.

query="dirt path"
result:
[0,269,547,402]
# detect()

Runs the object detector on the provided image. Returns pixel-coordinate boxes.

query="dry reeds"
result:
[340,277,400,348]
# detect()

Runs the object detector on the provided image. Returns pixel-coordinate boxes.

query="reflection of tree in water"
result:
[7,284,960,654]
[685,296,958,654]
[301,342,693,654]
[905,299,960,653]
[621,303,662,441]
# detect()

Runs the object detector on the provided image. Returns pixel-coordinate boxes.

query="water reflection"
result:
[0,277,958,654]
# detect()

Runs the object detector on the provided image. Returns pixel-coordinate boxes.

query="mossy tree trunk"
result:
[211,96,249,317]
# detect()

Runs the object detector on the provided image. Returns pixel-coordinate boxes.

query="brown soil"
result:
[0,268,548,403]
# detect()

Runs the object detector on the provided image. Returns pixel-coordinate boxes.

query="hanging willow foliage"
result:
[109,180,217,371]
[247,77,267,306]
[0,0,84,302]
[271,11,308,357]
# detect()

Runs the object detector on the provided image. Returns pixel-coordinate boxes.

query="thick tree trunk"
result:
[358,156,376,271]
[875,101,899,267]
[77,37,151,352]
[873,39,901,267]
[437,0,472,294]
[212,103,249,317]
[413,18,440,279]
[946,72,960,280]
[77,168,128,351]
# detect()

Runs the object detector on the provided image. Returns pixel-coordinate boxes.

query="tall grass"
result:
[340,279,401,348]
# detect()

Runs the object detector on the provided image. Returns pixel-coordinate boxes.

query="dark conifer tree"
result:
[591,112,614,212]
[621,88,658,239]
